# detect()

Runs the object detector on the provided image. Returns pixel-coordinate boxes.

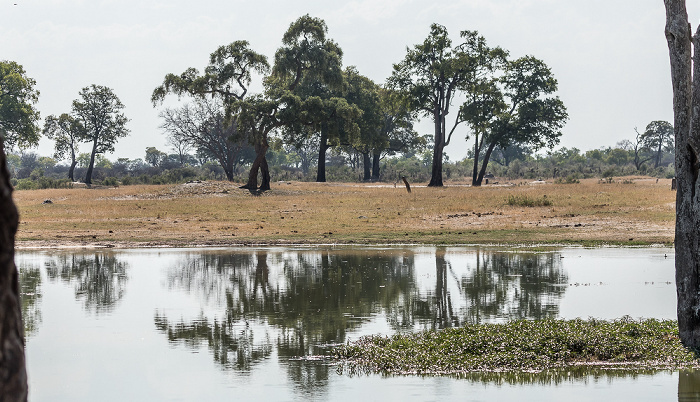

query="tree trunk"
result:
[68,146,77,181]
[224,164,234,182]
[471,133,481,186]
[68,160,77,182]
[0,140,29,402]
[664,0,700,348]
[428,114,444,187]
[259,156,271,192]
[473,142,498,187]
[362,152,371,181]
[371,151,381,180]
[241,140,269,190]
[84,138,98,185]
[316,129,328,183]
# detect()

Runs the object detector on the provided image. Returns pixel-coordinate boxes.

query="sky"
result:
[2,0,698,162]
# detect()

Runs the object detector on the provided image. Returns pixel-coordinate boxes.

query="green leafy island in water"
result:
[333,318,699,375]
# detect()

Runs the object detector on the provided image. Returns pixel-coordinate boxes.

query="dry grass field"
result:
[12,177,676,248]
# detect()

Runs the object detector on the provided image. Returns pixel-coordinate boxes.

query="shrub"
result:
[554,174,580,184]
[507,194,553,207]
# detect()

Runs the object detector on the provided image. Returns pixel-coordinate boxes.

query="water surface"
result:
[17,246,691,401]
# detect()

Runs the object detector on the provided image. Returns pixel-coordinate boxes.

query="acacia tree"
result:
[389,24,506,186]
[152,40,273,189]
[72,85,129,185]
[640,120,674,168]
[43,113,84,181]
[664,0,700,348]
[0,60,35,401]
[464,56,568,186]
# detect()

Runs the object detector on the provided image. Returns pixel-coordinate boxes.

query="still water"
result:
[15,246,696,401]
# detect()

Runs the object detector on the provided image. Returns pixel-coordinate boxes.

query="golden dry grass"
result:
[12,177,676,248]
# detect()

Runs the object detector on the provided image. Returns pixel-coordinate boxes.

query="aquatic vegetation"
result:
[333,318,698,375]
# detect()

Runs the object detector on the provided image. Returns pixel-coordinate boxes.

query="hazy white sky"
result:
[2,0,697,161]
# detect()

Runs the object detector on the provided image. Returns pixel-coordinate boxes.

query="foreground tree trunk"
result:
[0,140,29,401]
[664,0,700,348]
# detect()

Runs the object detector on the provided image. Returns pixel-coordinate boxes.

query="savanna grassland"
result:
[12,177,675,248]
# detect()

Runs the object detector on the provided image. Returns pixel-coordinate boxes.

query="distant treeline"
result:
[7,140,674,190]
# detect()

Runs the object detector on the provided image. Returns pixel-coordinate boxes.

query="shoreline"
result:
[14,238,675,250]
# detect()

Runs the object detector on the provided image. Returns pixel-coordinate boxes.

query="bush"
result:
[554,174,580,184]
[507,194,553,207]
[102,177,120,187]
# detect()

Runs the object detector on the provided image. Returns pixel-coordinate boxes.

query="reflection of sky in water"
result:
[16,247,682,402]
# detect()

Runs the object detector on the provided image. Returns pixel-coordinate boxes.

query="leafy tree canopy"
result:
[0,60,41,149]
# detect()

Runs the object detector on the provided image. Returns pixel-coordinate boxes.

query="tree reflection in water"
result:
[154,247,568,391]
[155,249,415,379]
[458,249,567,324]
[45,252,128,314]
[18,262,42,337]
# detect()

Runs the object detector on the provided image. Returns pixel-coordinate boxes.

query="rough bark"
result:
[664,0,700,348]
[0,140,28,401]
[241,140,270,191]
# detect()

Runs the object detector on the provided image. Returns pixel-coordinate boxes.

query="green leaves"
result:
[0,60,41,149]
[72,84,130,154]
[152,41,269,105]
[42,113,85,161]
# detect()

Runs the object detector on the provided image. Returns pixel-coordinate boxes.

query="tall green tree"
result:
[464,56,567,186]
[0,61,41,150]
[271,16,360,183]
[72,85,129,185]
[43,113,84,181]
[389,24,506,186]
[640,120,674,168]
[664,0,700,348]
[0,60,34,401]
